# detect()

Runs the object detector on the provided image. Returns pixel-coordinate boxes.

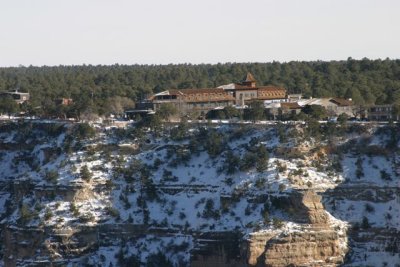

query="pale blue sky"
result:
[0,0,399,66]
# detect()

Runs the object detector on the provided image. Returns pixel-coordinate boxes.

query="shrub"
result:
[240,152,257,171]
[19,204,33,223]
[276,123,288,143]
[143,176,158,201]
[380,170,392,181]
[79,212,95,223]
[170,121,188,141]
[162,170,178,182]
[105,206,120,218]
[74,123,95,139]
[243,101,265,122]
[245,204,252,216]
[270,196,291,211]
[272,217,284,228]
[146,251,174,267]
[255,145,269,172]
[292,168,304,176]
[205,131,224,158]
[157,103,178,120]
[256,159,268,172]
[304,117,321,138]
[179,212,186,220]
[45,170,59,183]
[80,165,92,181]
[365,203,375,213]
[105,180,115,190]
[175,148,191,165]
[352,222,360,231]
[70,202,80,216]
[276,161,287,173]
[119,193,131,209]
[337,113,348,125]
[301,105,327,120]
[355,157,364,179]
[125,255,141,267]
[202,198,220,219]
[188,137,200,154]
[153,158,163,169]
[361,216,370,229]
[279,183,286,192]
[331,157,343,173]
[261,209,270,224]
[223,150,240,174]
[44,208,53,221]
[255,178,266,189]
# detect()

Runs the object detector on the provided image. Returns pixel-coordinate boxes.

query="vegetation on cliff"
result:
[0,120,398,266]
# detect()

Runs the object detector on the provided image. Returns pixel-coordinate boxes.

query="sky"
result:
[0,0,399,67]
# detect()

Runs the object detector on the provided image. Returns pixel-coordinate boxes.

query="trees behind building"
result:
[0,96,19,117]
[1,58,400,118]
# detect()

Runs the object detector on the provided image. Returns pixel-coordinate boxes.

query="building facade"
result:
[136,73,379,121]
[219,73,287,105]
[139,73,288,116]
[298,97,354,117]
[368,105,395,121]
[144,88,235,116]
[55,98,73,106]
[0,90,30,104]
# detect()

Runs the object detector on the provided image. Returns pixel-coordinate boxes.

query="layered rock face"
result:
[2,121,398,266]
[247,190,348,267]
[260,230,345,267]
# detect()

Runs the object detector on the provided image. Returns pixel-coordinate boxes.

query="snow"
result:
[1,120,399,266]
[86,234,193,266]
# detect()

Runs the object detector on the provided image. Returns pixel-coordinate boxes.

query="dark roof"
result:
[330,98,353,106]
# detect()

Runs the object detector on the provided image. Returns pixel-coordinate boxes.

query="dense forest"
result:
[1,58,400,117]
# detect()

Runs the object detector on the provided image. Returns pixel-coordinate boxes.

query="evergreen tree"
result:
[0,96,19,117]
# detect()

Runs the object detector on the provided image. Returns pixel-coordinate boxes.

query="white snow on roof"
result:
[217,83,237,90]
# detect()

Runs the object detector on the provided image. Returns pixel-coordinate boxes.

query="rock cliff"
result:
[0,121,398,266]
[246,190,347,267]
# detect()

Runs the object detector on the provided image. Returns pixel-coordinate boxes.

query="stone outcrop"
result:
[247,231,277,266]
[246,190,348,267]
[3,224,148,266]
[288,190,329,225]
[262,230,345,267]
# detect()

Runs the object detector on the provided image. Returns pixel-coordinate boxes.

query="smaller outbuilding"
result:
[0,90,30,104]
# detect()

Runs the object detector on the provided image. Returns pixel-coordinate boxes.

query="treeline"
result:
[1,58,400,116]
